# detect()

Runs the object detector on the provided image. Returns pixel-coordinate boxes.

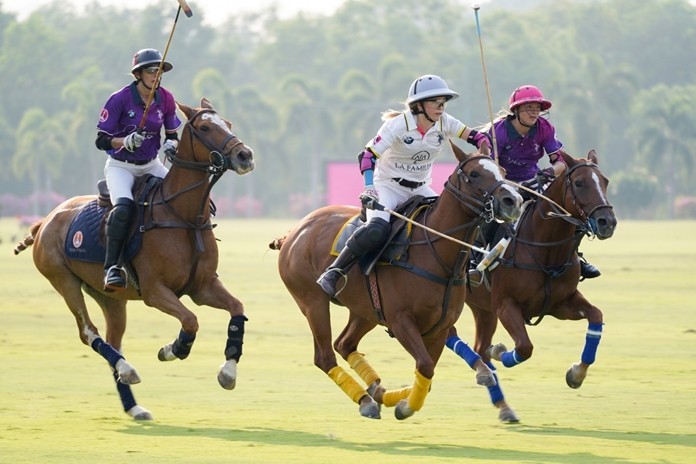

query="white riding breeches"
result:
[104,156,169,201]
[366,179,437,223]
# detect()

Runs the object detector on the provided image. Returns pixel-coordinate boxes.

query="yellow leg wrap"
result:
[347,352,380,386]
[381,387,412,408]
[328,366,367,404]
[407,369,432,412]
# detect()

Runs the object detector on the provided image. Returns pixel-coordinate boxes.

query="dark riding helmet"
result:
[131,48,173,74]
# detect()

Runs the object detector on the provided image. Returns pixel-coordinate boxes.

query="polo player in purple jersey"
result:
[95,48,182,292]
[469,85,601,282]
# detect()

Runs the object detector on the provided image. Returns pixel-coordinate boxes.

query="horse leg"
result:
[445,326,496,387]
[553,294,605,389]
[333,313,381,418]
[382,315,439,421]
[469,308,519,423]
[188,277,247,390]
[86,287,152,420]
[491,298,534,368]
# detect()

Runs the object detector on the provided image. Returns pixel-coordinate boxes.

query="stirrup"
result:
[316,268,347,297]
[104,265,127,292]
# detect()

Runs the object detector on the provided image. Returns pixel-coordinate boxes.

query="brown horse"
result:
[447,149,617,422]
[14,98,255,420]
[270,150,523,420]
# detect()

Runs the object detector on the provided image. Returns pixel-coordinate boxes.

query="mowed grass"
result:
[0,217,694,464]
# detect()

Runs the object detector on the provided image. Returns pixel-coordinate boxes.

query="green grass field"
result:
[1,218,695,463]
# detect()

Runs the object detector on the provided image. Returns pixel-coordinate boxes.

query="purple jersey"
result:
[490,116,563,182]
[97,82,181,162]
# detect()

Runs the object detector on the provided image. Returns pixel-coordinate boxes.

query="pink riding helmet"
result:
[508,85,552,111]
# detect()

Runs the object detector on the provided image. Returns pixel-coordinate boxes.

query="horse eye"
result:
[574,180,583,188]
[469,171,480,179]
[200,125,210,132]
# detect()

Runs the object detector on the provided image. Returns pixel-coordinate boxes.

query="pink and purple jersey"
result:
[490,116,563,182]
[97,82,181,162]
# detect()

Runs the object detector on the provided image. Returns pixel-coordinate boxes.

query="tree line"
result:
[1,0,695,219]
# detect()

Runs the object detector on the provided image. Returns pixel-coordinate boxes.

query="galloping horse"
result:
[14,98,255,420]
[447,149,617,422]
[270,150,523,420]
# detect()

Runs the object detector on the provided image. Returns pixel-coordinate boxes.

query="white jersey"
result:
[366,110,467,185]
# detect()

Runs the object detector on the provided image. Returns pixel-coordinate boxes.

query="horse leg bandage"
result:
[328,366,367,404]
[224,315,248,361]
[112,370,137,412]
[406,370,432,412]
[381,387,412,407]
[91,337,124,368]
[581,322,603,365]
[347,352,380,386]
[446,336,482,369]
[501,348,526,367]
[172,329,196,359]
[485,361,504,405]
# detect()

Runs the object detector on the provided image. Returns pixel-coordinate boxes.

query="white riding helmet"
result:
[406,75,459,105]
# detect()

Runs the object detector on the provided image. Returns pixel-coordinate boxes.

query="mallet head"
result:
[177,0,193,17]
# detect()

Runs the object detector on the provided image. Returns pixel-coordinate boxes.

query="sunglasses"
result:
[142,67,160,75]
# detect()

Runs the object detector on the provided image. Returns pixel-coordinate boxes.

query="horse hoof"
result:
[565,362,586,389]
[158,343,177,362]
[218,360,237,390]
[359,399,381,419]
[366,382,386,405]
[395,400,414,421]
[115,359,141,385]
[498,406,520,423]
[127,405,153,421]
[486,343,507,361]
[476,370,497,387]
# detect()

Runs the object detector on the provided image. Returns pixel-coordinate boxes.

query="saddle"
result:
[64,176,162,264]
[330,195,438,275]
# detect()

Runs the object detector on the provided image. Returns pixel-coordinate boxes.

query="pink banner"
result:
[325,162,457,206]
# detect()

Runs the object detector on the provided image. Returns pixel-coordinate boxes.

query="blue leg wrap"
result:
[91,337,124,368]
[112,370,137,412]
[172,329,197,360]
[581,322,603,365]
[485,361,504,404]
[446,336,481,369]
[501,348,526,368]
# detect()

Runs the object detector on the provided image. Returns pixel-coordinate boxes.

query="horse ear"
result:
[450,140,469,163]
[201,98,213,109]
[587,149,598,164]
[176,101,195,119]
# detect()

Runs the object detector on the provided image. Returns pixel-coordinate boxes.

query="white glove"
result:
[162,139,178,155]
[123,132,144,152]
[359,185,379,209]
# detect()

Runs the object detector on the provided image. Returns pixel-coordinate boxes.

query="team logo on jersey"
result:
[403,136,414,144]
[99,109,109,122]
[436,133,444,145]
[373,135,382,144]
[411,151,430,163]
[157,108,164,121]
[72,230,84,249]
[128,110,136,118]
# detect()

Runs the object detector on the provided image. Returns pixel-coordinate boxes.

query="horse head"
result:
[556,150,617,239]
[446,146,523,224]
[175,98,255,175]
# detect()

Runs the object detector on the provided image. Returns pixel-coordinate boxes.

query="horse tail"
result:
[268,236,286,250]
[13,221,42,255]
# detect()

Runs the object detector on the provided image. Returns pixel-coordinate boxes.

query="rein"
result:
[141,108,242,297]
[391,156,508,337]
[503,160,613,325]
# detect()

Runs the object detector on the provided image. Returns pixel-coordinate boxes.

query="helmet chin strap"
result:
[514,109,535,128]
[414,102,437,124]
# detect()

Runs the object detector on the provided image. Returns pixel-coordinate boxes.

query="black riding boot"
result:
[104,198,135,292]
[317,217,390,298]
[316,247,359,298]
[579,252,601,279]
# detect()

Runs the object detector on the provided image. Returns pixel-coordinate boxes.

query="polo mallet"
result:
[138,0,193,131]
[472,4,499,163]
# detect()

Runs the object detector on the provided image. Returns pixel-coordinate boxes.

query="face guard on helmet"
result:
[406,75,459,105]
[131,48,173,74]
[508,85,552,112]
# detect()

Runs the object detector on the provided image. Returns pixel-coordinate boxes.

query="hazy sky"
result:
[1,0,350,26]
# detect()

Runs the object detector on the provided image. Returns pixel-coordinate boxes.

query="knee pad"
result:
[348,218,390,255]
